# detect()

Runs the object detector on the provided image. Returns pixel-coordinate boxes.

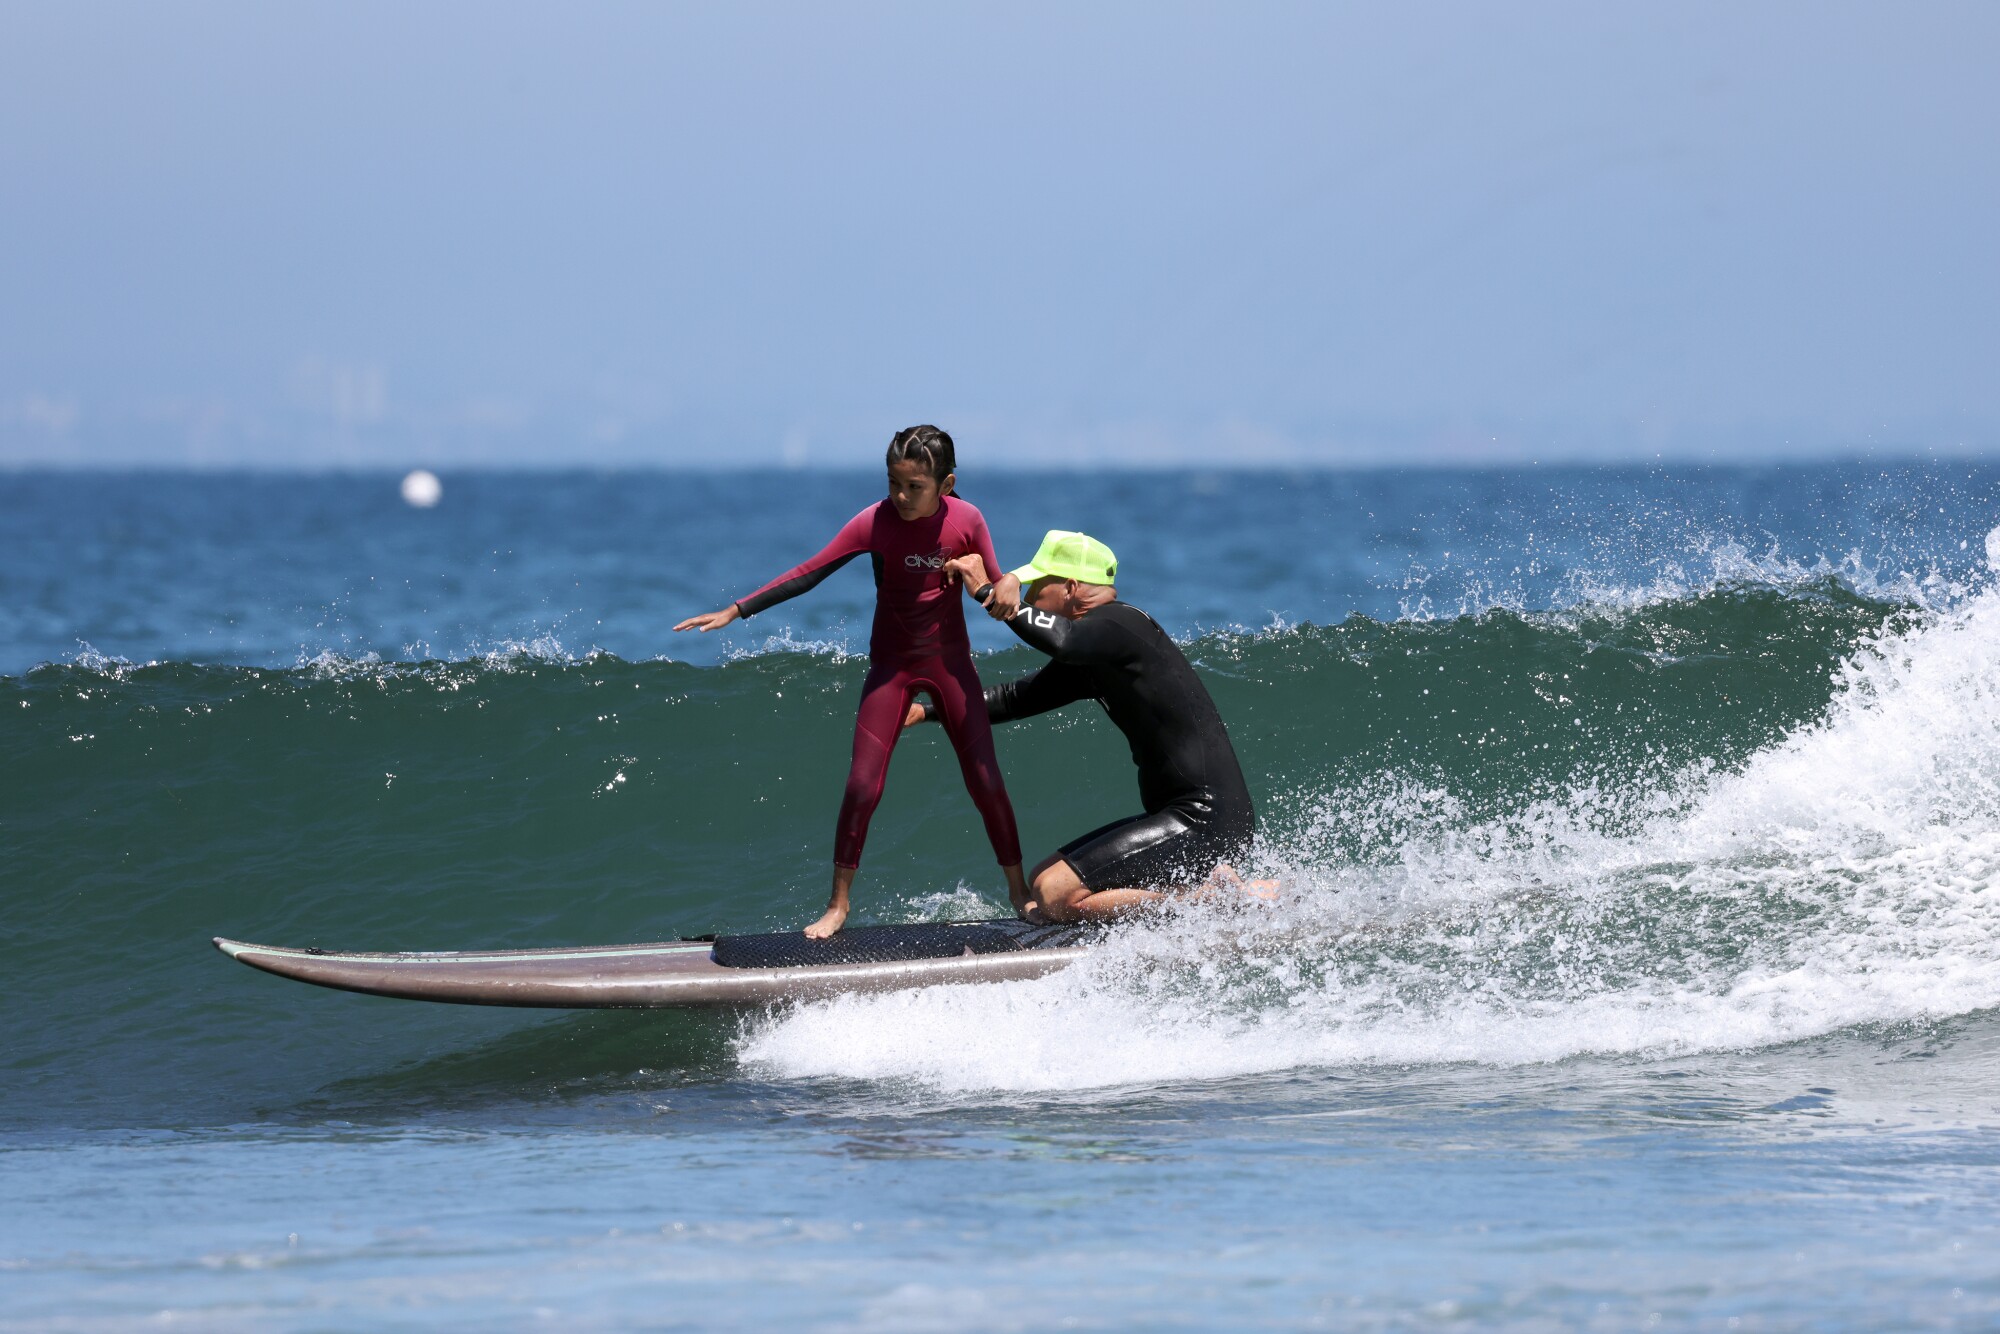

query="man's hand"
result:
[946,555,1022,620]
[984,573,1023,620]
[945,553,990,590]
[901,700,928,729]
[674,605,741,633]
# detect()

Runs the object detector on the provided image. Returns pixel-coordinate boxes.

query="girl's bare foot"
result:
[809,866,857,939]
[804,904,848,939]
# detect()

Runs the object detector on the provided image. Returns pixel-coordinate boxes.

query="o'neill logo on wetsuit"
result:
[904,548,951,569]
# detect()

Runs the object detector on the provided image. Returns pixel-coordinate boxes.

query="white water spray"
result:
[741,583,2000,1094]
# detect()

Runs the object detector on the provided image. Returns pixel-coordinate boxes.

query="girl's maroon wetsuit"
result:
[734,496,1022,870]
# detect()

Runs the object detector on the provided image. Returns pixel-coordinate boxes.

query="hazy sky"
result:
[3,3,1996,467]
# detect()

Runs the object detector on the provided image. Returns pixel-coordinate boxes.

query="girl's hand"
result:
[902,700,928,729]
[945,553,990,588]
[674,605,741,633]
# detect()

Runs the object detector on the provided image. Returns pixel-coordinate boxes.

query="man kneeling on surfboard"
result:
[907,531,1260,923]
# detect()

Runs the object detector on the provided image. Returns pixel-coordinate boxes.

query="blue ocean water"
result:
[5,464,2000,1329]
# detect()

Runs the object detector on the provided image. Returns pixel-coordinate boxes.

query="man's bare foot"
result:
[803,905,848,939]
[1203,863,1281,904]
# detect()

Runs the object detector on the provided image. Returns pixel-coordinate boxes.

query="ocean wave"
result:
[5,576,1970,1121]
[740,582,2000,1093]
[1391,529,1984,626]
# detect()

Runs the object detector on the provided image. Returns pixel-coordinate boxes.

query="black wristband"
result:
[974,583,995,604]
[921,701,938,722]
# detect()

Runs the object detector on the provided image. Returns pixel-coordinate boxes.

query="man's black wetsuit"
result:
[928,599,1255,890]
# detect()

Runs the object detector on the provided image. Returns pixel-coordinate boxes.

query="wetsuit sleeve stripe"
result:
[735,509,873,618]
[736,551,861,617]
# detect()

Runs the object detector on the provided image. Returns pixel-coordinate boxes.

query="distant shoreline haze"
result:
[2,423,1995,471]
[3,4,1995,470]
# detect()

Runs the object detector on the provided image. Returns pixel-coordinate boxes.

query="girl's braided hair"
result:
[886,425,956,486]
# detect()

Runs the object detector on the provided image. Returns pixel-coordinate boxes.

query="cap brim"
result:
[1009,562,1051,584]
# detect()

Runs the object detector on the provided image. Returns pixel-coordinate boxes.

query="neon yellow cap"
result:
[1009,530,1118,586]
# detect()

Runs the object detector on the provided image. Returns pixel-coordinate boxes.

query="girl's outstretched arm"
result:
[674,508,875,632]
[734,508,875,618]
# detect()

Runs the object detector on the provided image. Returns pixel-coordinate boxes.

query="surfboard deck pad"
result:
[712,918,1089,968]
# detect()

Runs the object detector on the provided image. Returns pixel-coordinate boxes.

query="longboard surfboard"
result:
[213,918,1091,1009]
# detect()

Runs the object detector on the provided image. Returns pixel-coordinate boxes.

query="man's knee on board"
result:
[1031,861,1088,920]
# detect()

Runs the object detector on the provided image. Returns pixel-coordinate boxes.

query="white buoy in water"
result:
[400,469,442,508]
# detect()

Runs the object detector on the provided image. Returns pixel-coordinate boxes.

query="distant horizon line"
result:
[4,448,1996,476]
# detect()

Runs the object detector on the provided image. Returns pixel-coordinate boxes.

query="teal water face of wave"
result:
[0,576,1938,1128]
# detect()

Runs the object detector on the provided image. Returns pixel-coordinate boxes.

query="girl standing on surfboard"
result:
[674,426,1031,937]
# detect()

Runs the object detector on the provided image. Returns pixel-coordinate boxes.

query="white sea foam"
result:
[472,633,587,669]
[290,634,597,683]
[723,628,863,664]
[739,584,2000,1094]
[893,882,1011,923]
[298,646,387,678]
[62,642,147,677]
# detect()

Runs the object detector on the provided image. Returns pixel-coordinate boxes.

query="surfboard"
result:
[212,918,1092,1008]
